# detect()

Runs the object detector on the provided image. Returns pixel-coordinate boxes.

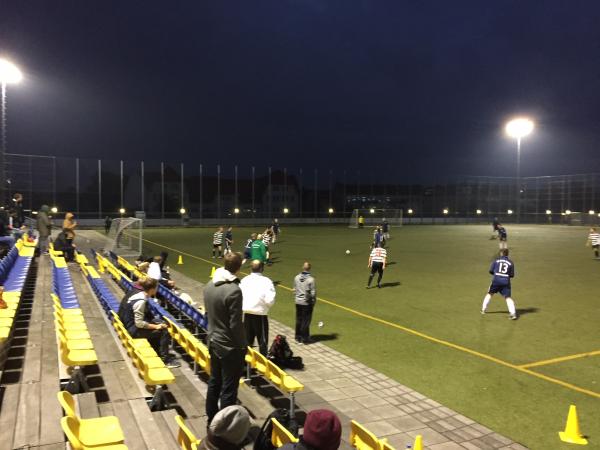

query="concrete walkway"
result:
[78,230,527,450]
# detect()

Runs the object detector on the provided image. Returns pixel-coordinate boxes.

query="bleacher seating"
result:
[57,391,127,449]
[174,415,201,450]
[272,417,299,446]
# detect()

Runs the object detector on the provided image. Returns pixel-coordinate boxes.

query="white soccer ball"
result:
[345,250,350,255]
[318,321,324,328]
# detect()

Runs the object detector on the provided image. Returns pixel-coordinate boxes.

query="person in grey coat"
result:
[36,205,52,254]
[293,261,316,344]
[203,252,246,424]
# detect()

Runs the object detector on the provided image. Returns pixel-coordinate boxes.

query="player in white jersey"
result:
[587,227,600,259]
[367,242,387,288]
[212,227,224,258]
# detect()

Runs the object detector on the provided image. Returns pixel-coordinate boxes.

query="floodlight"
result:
[328,208,334,214]
[369,208,375,214]
[507,209,513,215]
[179,208,186,214]
[443,208,449,215]
[51,206,58,214]
[588,210,595,215]
[476,209,482,215]
[546,210,552,215]
[0,58,23,84]
[283,207,289,214]
[234,208,240,214]
[407,208,413,214]
[119,207,125,214]
[565,209,572,215]
[505,118,534,139]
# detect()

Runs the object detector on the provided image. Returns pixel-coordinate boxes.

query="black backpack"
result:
[268,335,304,370]
[253,408,297,450]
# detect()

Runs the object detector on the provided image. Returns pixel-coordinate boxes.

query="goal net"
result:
[348,209,403,228]
[103,217,143,258]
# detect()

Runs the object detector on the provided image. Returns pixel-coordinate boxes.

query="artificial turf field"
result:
[139,224,600,449]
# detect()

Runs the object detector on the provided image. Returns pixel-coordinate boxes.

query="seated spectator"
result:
[117,277,180,368]
[198,405,251,450]
[148,255,177,290]
[280,409,341,450]
[53,231,75,262]
[0,207,15,248]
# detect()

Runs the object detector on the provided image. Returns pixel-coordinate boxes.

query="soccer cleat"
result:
[366,286,370,289]
[377,284,381,288]
[481,310,486,315]
[509,314,518,320]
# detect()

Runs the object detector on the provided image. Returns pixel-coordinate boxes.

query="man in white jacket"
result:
[240,260,276,355]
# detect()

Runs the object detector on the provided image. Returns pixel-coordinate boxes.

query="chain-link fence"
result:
[4,153,600,226]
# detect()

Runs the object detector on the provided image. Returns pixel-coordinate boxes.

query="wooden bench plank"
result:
[0,384,22,450]
[76,392,99,418]
[129,398,177,450]
[110,400,148,450]
[12,381,41,448]
[151,410,181,449]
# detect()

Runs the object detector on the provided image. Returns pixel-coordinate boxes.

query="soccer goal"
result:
[103,217,143,258]
[348,209,403,228]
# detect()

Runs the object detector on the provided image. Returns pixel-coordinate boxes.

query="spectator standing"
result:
[117,277,180,367]
[293,262,316,344]
[104,216,112,234]
[37,205,52,255]
[240,260,276,355]
[198,405,251,450]
[62,212,78,253]
[204,253,246,423]
[12,193,24,228]
[280,409,341,450]
[250,234,267,263]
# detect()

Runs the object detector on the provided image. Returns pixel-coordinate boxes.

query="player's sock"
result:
[481,294,492,312]
[367,275,373,287]
[506,297,516,315]
[595,250,599,258]
[377,273,383,286]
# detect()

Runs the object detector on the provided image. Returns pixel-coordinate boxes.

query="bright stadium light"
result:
[505,117,534,223]
[51,206,58,214]
[328,208,334,214]
[283,207,289,214]
[1,58,23,203]
[119,207,125,214]
[443,208,449,215]
[369,208,375,214]
[0,59,23,84]
[565,209,572,215]
[179,207,186,214]
[588,210,595,215]
[407,208,413,214]
[546,209,552,215]
[234,207,240,214]
[507,209,513,215]
[476,209,482,215]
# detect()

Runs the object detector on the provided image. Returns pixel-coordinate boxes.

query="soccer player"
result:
[497,224,507,250]
[212,227,224,258]
[262,228,273,264]
[242,233,256,265]
[481,248,517,320]
[224,226,233,255]
[367,242,387,288]
[381,218,390,240]
[491,217,500,239]
[271,218,280,244]
[250,234,267,263]
[371,226,384,250]
[358,215,365,228]
[587,227,600,259]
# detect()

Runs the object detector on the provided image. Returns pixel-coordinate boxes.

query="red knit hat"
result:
[302,409,342,450]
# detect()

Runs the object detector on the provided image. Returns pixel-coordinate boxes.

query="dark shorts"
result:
[243,250,251,259]
[488,283,511,297]
[593,244,599,250]
[213,243,222,248]
[370,261,384,274]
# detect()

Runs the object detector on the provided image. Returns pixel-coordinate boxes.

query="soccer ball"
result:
[318,321,324,328]
[345,250,350,255]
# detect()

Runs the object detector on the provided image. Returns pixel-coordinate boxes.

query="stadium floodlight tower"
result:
[505,117,534,222]
[0,58,22,204]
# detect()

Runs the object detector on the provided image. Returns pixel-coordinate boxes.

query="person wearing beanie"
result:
[198,405,251,450]
[280,409,341,450]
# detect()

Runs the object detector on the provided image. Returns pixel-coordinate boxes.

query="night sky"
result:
[1,1,600,181]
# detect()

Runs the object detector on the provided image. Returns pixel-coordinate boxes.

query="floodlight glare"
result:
[179,208,186,214]
[119,207,125,214]
[234,208,240,214]
[546,209,552,215]
[476,209,482,215]
[283,207,289,214]
[588,210,595,215]
[0,58,23,84]
[407,208,413,214]
[328,208,334,214]
[369,208,375,214]
[565,209,572,215]
[443,208,449,215]
[507,209,513,215]
[505,118,534,139]
[51,206,58,214]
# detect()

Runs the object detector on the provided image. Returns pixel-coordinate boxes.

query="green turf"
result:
[140,225,600,449]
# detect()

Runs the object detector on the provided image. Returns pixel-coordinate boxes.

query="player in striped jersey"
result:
[587,227,600,258]
[212,227,224,258]
[262,229,273,264]
[367,242,387,289]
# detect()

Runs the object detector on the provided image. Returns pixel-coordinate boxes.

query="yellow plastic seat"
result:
[59,334,98,366]
[61,416,128,450]
[54,312,89,331]
[175,414,201,450]
[0,327,10,339]
[350,420,380,450]
[0,317,13,327]
[52,294,84,316]
[271,417,299,446]
[0,309,16,318]
[135,349,175,385]
[195,341,211,375]
[164,317,184,349]
[245,346,256,367]
[58,391,125,447]
[254,351,270,377]
[54,308,86,323]
[267,361,304,394]
[380,439,395,450]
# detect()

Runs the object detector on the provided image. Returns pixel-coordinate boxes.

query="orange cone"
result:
[559,405,588,445]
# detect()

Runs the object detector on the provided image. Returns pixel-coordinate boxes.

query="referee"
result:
[367,242,387,289]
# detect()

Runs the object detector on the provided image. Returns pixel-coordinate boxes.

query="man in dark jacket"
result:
[204,252,246,423]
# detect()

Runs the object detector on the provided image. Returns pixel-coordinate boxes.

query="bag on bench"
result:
[268,335,304,370]
[254,408,297,450]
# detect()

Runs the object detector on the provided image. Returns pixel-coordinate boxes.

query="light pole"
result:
[0,58,22,205]
[505,117,534,222]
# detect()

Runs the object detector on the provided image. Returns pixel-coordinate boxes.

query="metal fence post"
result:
[314,168,318,219]
[251,166,255,217]
[120,160,124,210]
[299,168,303,217]
[217,164,221,220]
[234,165,238,211]
[141,161,145,212]
[268,167,272,219]
[199,164,203,221]
[75,158,80,216]
[98,159,102,219]
[180,162,184,211]
[161,162,165,219]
